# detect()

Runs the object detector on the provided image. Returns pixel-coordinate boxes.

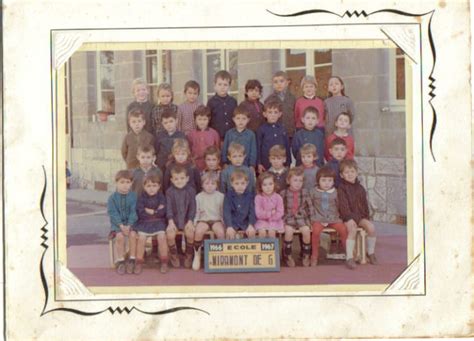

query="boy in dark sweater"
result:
[292,106,325,167]
[154,109,186,172]
[326,137,348,188]
[337,159,377,269]
[125,78,155,134]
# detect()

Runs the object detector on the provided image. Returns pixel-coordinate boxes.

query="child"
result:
[220,143,255,193]
[207,70,238,140]
[193,172,225,271]
[325,112,355,161]
[121,109,155,169]
[337,160,377,269]
[151,83,179,134]
[187,105,220,171]
[107,170,138,275]
[267,145,289,192]
[163,138,201,193]
[264,71,296,138]
[178,80,203,135]
[221,105,257,169]
[256,99,291,173]
[131,145,163,195]
[294,75,325,134]
[292,106,325,167]
[239,79,265,133]
[280,167,314,267]
[299,144,319,191]
[165,165,197,269]
[201,146,222,179]
[126,78,154,134]
[326,137,348,188]
[324,76,355,135]
[254,172,284,238]
[134,174,168,274]
[309,166,348,266]
[223,169,256,239]
[154,109,186,172]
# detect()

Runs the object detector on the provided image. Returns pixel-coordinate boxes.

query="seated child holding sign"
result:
[254,172,284,238]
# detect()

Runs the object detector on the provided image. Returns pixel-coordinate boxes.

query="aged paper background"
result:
[2,0,473,339]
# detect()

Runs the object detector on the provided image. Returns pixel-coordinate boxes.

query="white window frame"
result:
[95,51,115,113]
[143,50,172,103]
[388,48,406,111]
[201,49,239,101]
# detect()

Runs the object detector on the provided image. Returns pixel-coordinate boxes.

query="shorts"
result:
[196,220,222,228]
[137,230,165,238]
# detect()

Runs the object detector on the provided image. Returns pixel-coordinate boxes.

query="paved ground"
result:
[67,189,407,287]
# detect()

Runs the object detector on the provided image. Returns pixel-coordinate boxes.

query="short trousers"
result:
[196,220,222,228]
[137,230,165,237]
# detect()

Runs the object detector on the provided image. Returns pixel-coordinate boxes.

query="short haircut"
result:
[137,145,156,156]
[143,173,161,186]
[194,105,211,119]
[128,109,145,120]
[257,172,277,194]
[115,170,133,182]
[335,111,353,124]
[300,75,318,88]
[269,144,287,158]
[300,143,317,157]
[272,70,288,80]
[233,104,251,118]
[340,159,358,173]
[227,142,246,157]
[184,80,200,94]
[170,164,187,177]
[204,145,220,159]
[214,70,232,85]
[287,166,304,181]
[329,137,347,149]
[161,108,177,121]
[245,79,263,94]
[230,169,248,183]
[131,78,147,95]
[264,98,283,112]
[171,138,190,156]
[201,171,219,186]
[157,83,174,101]
[316,166,336,185]
[303,106,320,119]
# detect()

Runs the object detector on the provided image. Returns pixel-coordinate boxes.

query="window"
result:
[395,48,406,100]
[389,48,406,109]
[145,50,172,103]
[96,51,115,114]
[202,49,239,101]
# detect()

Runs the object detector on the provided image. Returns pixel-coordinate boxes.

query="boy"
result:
[299,144,319,190]
[107,170,138,275]
[201,145,222,179]
[154,109,186,172]
[126,78,154,134]
[223,169,257,239]
[165,165,197,269]
[187,105,220,171]
[220,143,255,193]
[325,112,355,161]
[178,80,203,135]
[131,145,163,195]
[221,104,257,169]
[256,99,291,173]
[337,160,377,269]
[121,109,155,169]
[280,167,314,267]
[292,106,325,167]
[240,79,265,133]
[267,145,289,191]
[326,137,348,188]
[207,70,238,140]
[264,71,296,138]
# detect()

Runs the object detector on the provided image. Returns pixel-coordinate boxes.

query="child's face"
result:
[288,175,304,191]
[144,181,160,196]
[116,178,132,194]
[261,177,275,196]
[134,84,149,102]
[233,114,249,131]
[269,155,285,170]
[171,172,189,189]
[195,115,210,130]
[231,178,248,194]
[341,166,358,184]
[129,116,146,134]
[173,149,189,164]
[319,176,334,191]
[228,151,245,167]
[328,77,343,96]
[162,117,177,133]
[302,111,319,130]
[202,179,217,194]
[272,76,288,92]
[137,152,155,168]
[264,107,282,124]
[301,152,316,167]
[158,89,172,105]
[246,87,261,101]
[205,154,219,170]
[302,82,316,98]
[214,77,230,97]
[335,114,351,130]
[185,87,199,103]
[329,144,347,161]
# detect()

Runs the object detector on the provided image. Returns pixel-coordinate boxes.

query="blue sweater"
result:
[207,94,238,139]
[326,159,342,188]
[256,122,291,171]
[107,191,138,232]
[223,188,256,230]
[292,128,325,167]
[221,128,257,167]
[220,165,255,193]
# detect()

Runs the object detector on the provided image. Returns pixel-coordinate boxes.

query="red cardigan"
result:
[294,96,325,129]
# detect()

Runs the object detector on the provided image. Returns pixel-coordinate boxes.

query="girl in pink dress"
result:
[254,172,285,238]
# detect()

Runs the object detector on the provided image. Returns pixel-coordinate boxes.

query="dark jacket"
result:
[256,122,291,171]
[337,178,370,224]
[166,184,196,229]
[163,160,201,193]
[292,128,325,167]
[240,99,265,132]
[264,90,296,137]
[154,130,186,171]
[207,94,238,139]
[223,188,256,230]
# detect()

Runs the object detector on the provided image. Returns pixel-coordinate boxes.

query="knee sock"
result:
[346,239,355,259]
[284,240,293,257]
[302,242,311,256]
[185,240,194,255]
[194,239,203,252]
[169,244,178,255]
[367,237,377,255]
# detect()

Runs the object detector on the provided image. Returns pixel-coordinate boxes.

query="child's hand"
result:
[258,164,266,173]
[120,225,130,236]
[157,205,164,210]
[145,208,155,215]
[168,220,177,231]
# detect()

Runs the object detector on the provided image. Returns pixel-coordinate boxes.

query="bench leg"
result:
[109,239,115,268]
[359,229,367,264]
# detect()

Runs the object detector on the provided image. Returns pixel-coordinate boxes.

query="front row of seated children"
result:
[108,154,377,275]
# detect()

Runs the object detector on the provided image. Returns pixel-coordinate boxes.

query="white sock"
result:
[346,239,355,259]
[129,256,136,260]
[367,237,376,255]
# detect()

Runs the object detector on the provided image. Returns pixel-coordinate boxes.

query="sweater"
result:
[223,188,256,230]
[163,160,201,193]
[151,103,179,134]
[221,128,257,167]
[187,127,220,171]
[256,122,291,171]
[268,167,289,192]
[207,94,238,139]
[240,99,265,132]
[219,165,255,193]
[131,166,163,195]
[121,130,155,169]
[107,191,138,232]
[166,184,196,229]
[294,96,326,129]
[177,101,202,135]
[126,100,155,134]
[324,96,355,135]
[291,128,325,167]
[303,164,319,191]
[325,133,355,161]
[309,188,342,223]
[135,192,167,233]
[154,130,186,170]
[265,90,296,137]
[337,178,370,224]
[194,191,224,224]
[254,192,284,231]
[280,188,315,228]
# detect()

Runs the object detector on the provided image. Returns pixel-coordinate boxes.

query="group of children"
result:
[109,69,377,275]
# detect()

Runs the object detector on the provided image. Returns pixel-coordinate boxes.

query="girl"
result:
[162,138,201,193]
[151,83,179,134]
[324,76,356,135]
[294,75,325,133]
[134,174,169,274]
[254,172,284,238]
[239,79,265,133]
